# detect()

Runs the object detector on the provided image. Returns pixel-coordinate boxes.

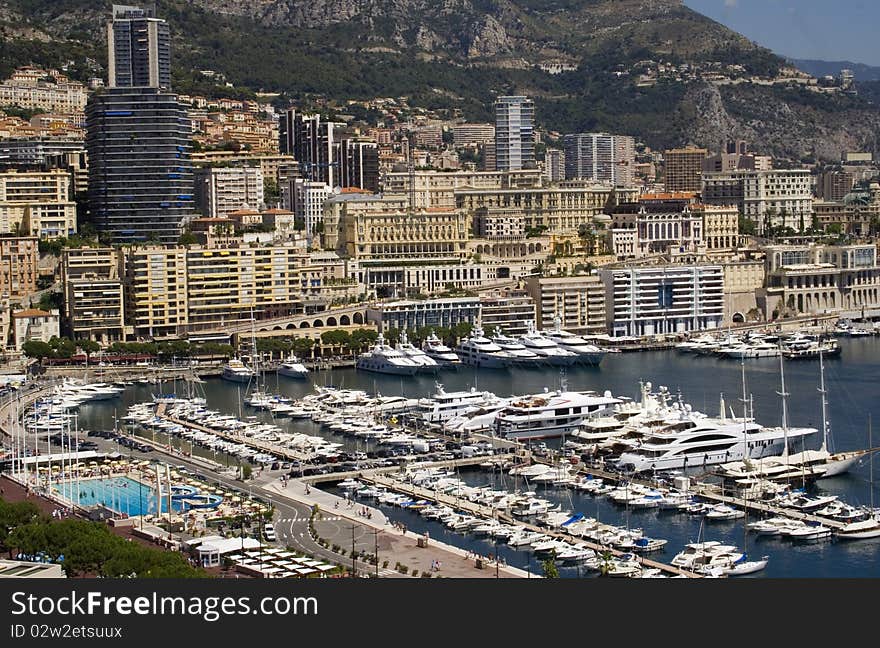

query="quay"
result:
[355,472,700,578]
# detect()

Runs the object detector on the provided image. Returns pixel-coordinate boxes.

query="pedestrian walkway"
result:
[263,477,532,578]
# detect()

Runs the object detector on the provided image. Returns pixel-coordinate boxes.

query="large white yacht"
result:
[455,326,512,368]
[222,358,256,383]
[278,355,309,379]
[355,333,420,376]
[395,331,439,373]
[421,332,461,367]
[542,318,607,366]
[490,333,542,367]
[518,324,579,366]
[492,389,622,440]
[614,406,817,473]
[417,384,507,425]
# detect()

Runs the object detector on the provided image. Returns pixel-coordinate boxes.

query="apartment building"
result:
[525,275,607,335]
[600,264,724,337]
[0,236,38,300]
[194,166,265,218]
[0,169,77,239]
[664,147,707,192]
[702,169,812,233]
[61,248,125,344]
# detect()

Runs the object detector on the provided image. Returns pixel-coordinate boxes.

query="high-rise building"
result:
[494,96,535,171]
[86,87,194,244]
[87,6,193,244]
[107,4,171,90]
[335,139,379,193]
[452,123,494,147]
[563,133,635,185]
[278,109,337,186]
[194,166,265,218]
[664,147,707,192]
[543,149,565,183]
[818,170,855,201]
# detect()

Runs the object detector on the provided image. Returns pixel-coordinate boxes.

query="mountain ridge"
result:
[1,0,878,161]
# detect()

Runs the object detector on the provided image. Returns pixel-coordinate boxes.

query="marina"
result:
[4,334,880,577]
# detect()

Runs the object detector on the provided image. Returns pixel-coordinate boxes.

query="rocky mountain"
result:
[1,0,879,161]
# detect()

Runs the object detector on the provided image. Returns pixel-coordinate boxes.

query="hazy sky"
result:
[684,0,880,66]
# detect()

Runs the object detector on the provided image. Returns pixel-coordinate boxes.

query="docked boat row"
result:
[676,331,841,360]
[221,354,309,383]
[123,398,342,464]
[355,320,607,376]
[24,379,126,433]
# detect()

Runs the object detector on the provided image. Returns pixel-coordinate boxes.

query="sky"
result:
[684,0,880,66]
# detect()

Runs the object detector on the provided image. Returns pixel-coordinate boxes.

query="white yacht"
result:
[492,389,621,440]
[395,331,439,373]
[518,323,579,366]
[491,333,542,367]
[421,332,461,367]
[455,326,512,368]
[355,333,420,376]
[543,317,607,366]
[221,358,255,383]
[417,384,505,425]
[277,355,309,379]
[614,405,817,473]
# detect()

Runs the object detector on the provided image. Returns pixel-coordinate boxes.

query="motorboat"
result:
[417,384,507,425]
[491,333,543,367]
[492,389,621,440]
[395,330,440,373]
[787,522,832,541]
[455,326,512,369]
[278,355,309,379]
[221,358,255,383]
[723,555,769,576]
[705,504,745,521]
[355,333,420,376]
[671,541,743,570]
[630,537,668,553]
[835,518,880,540]
[517,323,579,366]
[542,317,607,366]
[421,332,461,367]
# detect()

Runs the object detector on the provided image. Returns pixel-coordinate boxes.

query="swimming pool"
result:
[53,476,168,516]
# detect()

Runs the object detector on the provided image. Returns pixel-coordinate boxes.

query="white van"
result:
[263,523,276,542]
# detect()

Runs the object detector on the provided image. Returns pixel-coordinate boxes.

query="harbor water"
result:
[74,336,880,577]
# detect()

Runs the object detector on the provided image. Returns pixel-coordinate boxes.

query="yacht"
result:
[455,326,512,368]
[614,404,817,473]
[355,333,420,376]
[421,332,461,368]
[518,324,579,366]
[671,541,743,570]
[720,341,781,359]
[491,333,542,367]
[277,355,309,379]
[222,358,255,383]
[492,389,621,440]
[783,337,841,360]
[417,384,505,425]
[543,318,607,366]
[395,331,439,373]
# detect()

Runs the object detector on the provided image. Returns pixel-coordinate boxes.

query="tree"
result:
[541,554,559,579]
[21,340,54,359]
[77,339,101,361]
[292,337,316,357]
[240,463,253,480]
[178,229,198,246]
[349,328,378,352]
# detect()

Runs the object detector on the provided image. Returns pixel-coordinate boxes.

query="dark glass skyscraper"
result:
[278,109,337,186]
[87,5,193,243]
[107,4,171,90]
[86,88,194,244]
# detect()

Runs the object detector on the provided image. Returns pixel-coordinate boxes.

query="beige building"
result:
[479,289,536,336]
[0,236,38,300]
[813,182,880,236]
[11,308,60,350]
[194,166,265,218]
[694,204,740,250]
[382,169,543,210]
[702,169,813,233]
[664,147,707,192]
[762,243,880,318]
[0,169,77,239]
[525,274,606,335]
[0,67,88,114]
[61,248,125,344]
[722,258,764,324]
[456,182,638,234]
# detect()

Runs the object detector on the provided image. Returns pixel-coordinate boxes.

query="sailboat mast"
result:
[740,358,748,461]
[777,347,790,458]
[818,349,829,454]
[870,414,874,511]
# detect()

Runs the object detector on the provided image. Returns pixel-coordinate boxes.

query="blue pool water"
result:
[54,477,169,516]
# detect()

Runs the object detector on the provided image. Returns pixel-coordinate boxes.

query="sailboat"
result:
[717,349,865,482]
[836,415,880,540]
